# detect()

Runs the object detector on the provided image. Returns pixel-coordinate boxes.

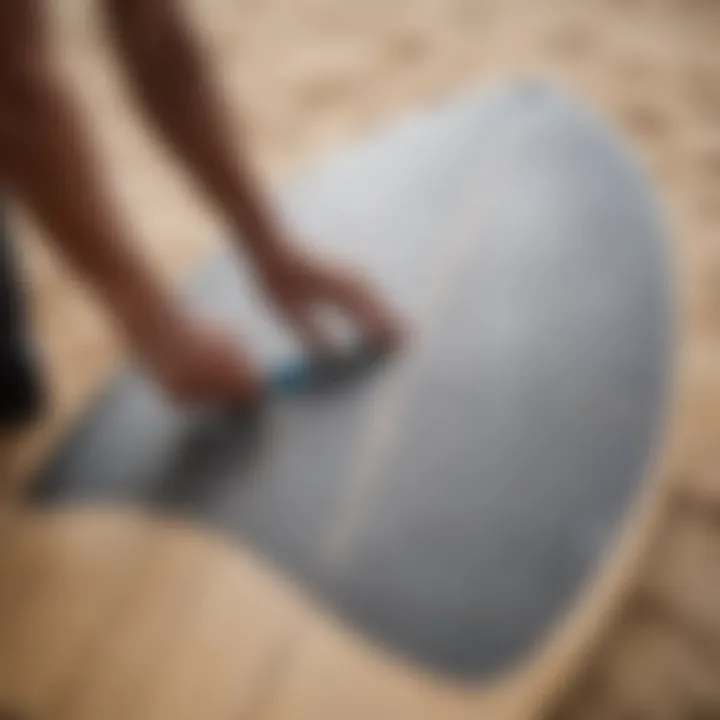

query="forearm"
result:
[0,61,180,346]
[106,0,288,266]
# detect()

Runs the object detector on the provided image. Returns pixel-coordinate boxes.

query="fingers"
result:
[282,301,335,357]
[208,345,262,405]
[149,321,262,407]
[324,273,403,351]
[259,247,404,356]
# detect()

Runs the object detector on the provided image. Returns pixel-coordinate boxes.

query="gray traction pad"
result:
[33,82,672,677]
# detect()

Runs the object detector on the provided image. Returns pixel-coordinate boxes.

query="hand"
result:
[257,247,403,355]
[126,306,262,406]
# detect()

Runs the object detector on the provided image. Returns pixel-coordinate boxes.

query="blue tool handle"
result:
[265,356,319,394]
[264,342,386,395]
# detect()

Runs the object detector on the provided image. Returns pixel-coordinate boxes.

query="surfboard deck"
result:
[32,81,672,677]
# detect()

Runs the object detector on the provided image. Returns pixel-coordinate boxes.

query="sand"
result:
[2,0,720,714]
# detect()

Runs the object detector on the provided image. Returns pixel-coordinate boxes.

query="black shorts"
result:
[0,203,44,427]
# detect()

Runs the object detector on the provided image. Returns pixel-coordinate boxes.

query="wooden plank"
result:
[53,517,314,720]
[255,615,482,720]
[0,510,151,715]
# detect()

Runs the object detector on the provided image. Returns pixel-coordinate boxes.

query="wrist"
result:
[106,281,182,352]
[228,193,298,271]
[244,232,297,276]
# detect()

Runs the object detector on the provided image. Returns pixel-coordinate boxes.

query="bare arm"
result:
[104,0,400,351]
[0,2,174,347]
[0,0,258,402]
[104,0,289,266]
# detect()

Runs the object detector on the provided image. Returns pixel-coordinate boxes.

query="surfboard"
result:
[33,81,673,678]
